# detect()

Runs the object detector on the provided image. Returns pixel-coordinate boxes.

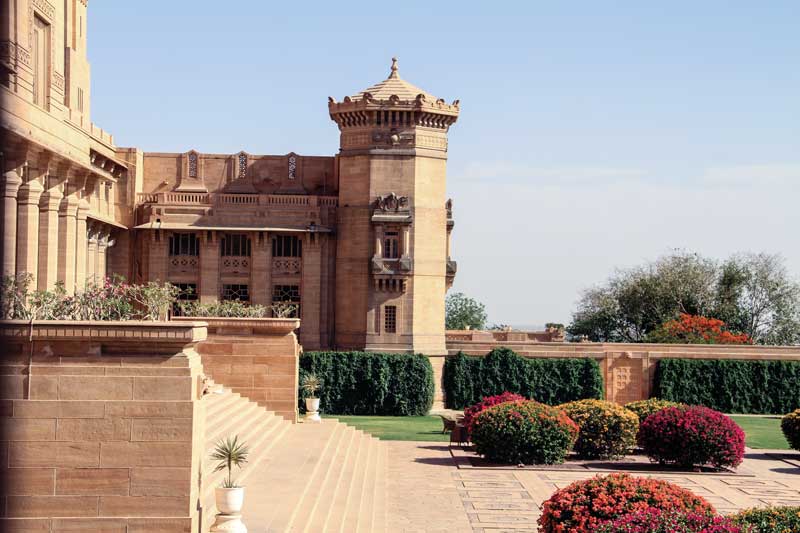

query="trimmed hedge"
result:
[653,359,800,414]
[299,351,434,416]
[443,348,604,409]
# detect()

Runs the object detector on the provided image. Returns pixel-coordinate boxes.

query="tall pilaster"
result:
[300,232,322,349]
[251,232,270,306]
[37,187,63,291]
[199,231,219,303]
[97,228,110,281]
[75,200,90,290]
[146,230,167,283]
[86,225,98,283]
[57,195,80,293]
[1,170,23,278]
[16,180,44,284]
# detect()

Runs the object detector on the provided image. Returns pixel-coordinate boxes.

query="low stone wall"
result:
[445,339,800,405]
[174,317,301,422]
[0,320,208,532]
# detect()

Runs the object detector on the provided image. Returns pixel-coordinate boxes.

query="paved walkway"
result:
[387,442,800,533]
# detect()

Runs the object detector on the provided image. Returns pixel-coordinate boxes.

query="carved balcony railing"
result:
[221,256,250,276]
[272,258,302,276]
[168,256,199,277]
[136,192,338,208]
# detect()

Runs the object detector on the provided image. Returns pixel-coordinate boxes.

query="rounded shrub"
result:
[780,409,800,451]
[730,506,800,533]
[462,391,525,437]
[560,399,639,459]
[595,508,743,533]
[538,473,715,533]
[638,406,745,469]
[625,398,683,423]
[470,400,578,465]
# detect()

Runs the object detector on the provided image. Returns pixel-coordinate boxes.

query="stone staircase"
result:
[202,387,388,532]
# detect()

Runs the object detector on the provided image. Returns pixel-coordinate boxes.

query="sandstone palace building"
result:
[1,1,460,353]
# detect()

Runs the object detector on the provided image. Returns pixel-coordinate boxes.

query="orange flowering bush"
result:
[538,473,714,533]
[462,391,526,437]
[471,400,578,465]
[646,314,751,345]
[560,399,639,459]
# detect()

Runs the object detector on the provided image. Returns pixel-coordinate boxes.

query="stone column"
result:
[37,187,62,291]
[57,195,80,293]
[75,200,90,290]
[16,180,44,284]
[199,231,219,303]
[146,231,168,283]
[250,232,270,306]
[86,224,98,283]
[1,170,23,278]
[403,225,411,257]
[374,225,383,258]
[97,228,109,281]
[300,232,322,349]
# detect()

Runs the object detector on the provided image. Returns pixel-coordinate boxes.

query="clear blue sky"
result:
[89,1,800,327]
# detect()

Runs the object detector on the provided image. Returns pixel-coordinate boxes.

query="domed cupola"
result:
[328,58,460,153]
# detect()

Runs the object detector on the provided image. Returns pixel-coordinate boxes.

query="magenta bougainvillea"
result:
[638,405,745,470]
[462,391,525,436]
[596,507,744,533]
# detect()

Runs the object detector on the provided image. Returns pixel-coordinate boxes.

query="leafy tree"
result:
[445,292,487,330]
[645,314,752,344]
[568,251,800,345]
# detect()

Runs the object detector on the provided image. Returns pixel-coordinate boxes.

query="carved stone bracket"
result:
[375,192,408,212]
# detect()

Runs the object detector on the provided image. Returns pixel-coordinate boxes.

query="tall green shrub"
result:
[443,348,604,409]
[299,351,434,416]
[653,358,800,414]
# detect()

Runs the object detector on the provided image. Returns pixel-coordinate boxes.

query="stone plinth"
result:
[173,317,301,422]
[0,320,208,532]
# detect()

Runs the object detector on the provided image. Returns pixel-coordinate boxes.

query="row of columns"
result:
[0,169,113,293]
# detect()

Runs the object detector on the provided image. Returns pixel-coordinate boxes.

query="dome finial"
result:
[389,57,399,79]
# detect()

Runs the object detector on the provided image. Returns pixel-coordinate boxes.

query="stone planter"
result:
[215,486,245,514]
[172,316,299,337]
[305,397,321,423]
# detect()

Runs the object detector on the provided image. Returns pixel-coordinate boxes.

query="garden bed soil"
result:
[450,445,753,476]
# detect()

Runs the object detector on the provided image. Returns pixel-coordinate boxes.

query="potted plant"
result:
[211,435,250,515]
[301,373,322,423]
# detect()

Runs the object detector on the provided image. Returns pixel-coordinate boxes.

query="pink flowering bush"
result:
[470,400,578,464]
[638,406,745,469]
[538,473,714,533]
[596,508,743,532]
[462,391,525,437]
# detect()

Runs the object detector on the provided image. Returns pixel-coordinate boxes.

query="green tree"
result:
[445,292,487,330]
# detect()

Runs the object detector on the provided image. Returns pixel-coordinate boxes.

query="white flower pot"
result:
[215,486,245,514]
[305,397,321,423]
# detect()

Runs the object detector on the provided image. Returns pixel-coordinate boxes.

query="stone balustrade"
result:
[135,192,338,208]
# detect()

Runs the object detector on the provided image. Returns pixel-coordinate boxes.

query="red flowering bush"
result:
[462,391,525,436]
[595,508,743,532]
[638,406,745,469]
[471,400,578,465]
[560,399,639,459]
[646,314,751,345]
[538,473,714,533]
[781,409,800,451]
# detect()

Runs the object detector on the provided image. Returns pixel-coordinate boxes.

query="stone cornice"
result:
[0,320,207,344]
[172,316,300,335]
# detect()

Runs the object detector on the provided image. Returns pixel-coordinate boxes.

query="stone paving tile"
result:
[388,442,800,532]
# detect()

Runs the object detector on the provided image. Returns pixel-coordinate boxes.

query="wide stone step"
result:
[319,427,368,532]
[340,431,374,533]
[205,401,266,447]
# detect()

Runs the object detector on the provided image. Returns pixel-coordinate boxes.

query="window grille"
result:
[272,284,300,318]
[383,231,400,259]
[222,284,250,302]
[220,234,251,257]
[272,235,302,257]
[384,305,397,333]
[171,283,197,316]
[169,233,199,256]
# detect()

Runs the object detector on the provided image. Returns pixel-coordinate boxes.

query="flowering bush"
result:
[559,399,639,459]
[471,400,578,465]
[781,409,800,451]
[730,506,800,533]
[0,274,177,321]
[595,508,743,532]
[624,398,683,423]
[646,314,751,345]
[177,300,269,318]
[462,391,525,436]
[538,473,714,533]
[638,406,745,469]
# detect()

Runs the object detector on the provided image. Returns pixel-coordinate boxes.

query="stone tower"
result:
[329,59,460,354]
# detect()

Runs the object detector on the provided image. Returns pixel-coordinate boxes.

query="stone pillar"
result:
[300,232,322,349]
[16,180,44,284]
[199,231,219,303]
[251,232,270,306]
[1,170,23,278]
[86,224,98,283]
[403,225,411,257]
[146,230,168,283]
[75,200,90,290]
[97,228,109,281]
[374,225,383,258]
[37,187,63,291]
[57,195,80,293]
